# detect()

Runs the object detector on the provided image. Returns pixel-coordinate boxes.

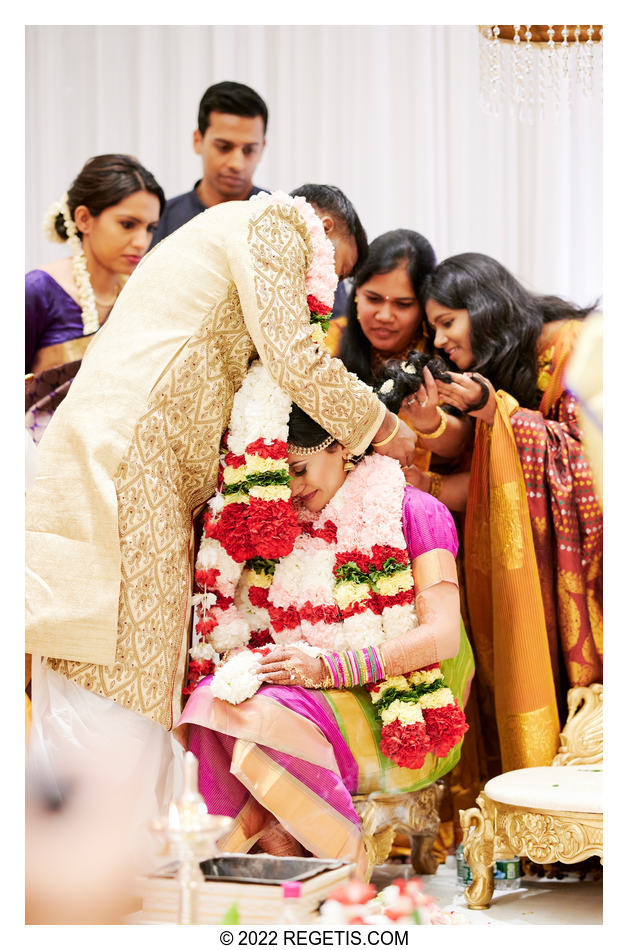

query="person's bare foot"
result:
[257,820,305,857]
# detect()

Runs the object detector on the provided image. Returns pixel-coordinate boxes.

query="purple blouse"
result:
[402,484,459,561]
[25,269,86,372]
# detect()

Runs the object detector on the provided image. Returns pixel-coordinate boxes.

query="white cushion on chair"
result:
[484,767,602,814]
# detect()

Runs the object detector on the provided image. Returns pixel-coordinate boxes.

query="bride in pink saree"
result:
[176,372,474,877]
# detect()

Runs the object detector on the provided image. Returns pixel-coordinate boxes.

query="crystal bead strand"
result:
[535,26,547,117]
[561,25,570,75]
[545,26,560,112]
[560,26,571,109]
[584,25,595,97]
[573,25,584,89]
[522,25,534,123]
[488,25,501,115]
[512,24,524,118]
[478,25,491,112]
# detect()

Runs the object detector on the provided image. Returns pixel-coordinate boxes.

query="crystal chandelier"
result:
[478,25,603,120]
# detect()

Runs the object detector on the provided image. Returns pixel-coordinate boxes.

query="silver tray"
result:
[157,854,346,885]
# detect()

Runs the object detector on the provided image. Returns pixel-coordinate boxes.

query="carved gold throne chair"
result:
[353,781,444,880]
[459,683,603,909]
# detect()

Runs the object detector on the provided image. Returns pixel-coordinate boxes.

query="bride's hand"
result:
[256,645,327,688]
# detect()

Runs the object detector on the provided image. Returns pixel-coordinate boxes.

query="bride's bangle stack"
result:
[321,646,387,689]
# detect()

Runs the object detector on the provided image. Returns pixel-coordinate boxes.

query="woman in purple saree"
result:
[26,154,164,443]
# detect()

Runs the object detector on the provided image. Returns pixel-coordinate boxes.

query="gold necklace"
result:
[93,278,123,315]
[94,278,123,327]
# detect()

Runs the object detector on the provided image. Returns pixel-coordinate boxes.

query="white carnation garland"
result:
[188,359,469,771]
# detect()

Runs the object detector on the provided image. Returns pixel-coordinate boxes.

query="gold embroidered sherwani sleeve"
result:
[226,202,385,455]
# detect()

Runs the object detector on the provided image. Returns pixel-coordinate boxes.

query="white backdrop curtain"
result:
[25,24,602,306]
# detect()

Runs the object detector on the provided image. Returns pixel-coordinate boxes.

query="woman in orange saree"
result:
[417,252,602,776]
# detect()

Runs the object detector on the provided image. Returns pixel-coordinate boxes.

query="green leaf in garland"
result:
[225,470,291,495]
[334,558,407,589]
[246,470,291,488]
[309,312,331,334]
[374,678,445,713]
[375,557,407,578]
[247,557,279,575]
[223,482,248,496]
[334,561,370,585]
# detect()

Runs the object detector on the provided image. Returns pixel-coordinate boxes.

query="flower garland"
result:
[250,189,338,342]
[189,411,467,768]
[229,452,467,768]
[188,359,309,674]
[184,192,467,771]
[249,454,417,653]
[366,666,468,770]
[43,192,100,335]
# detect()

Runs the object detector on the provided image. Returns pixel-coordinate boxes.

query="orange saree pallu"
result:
[463,320,602,773]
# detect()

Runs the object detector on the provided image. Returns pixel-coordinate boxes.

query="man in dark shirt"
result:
[151,81,268,245]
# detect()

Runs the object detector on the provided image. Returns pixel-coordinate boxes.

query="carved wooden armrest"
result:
[552,684,603,767]
[353,783,444,880]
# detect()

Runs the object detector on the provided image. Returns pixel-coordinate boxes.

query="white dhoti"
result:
[27,658,181,873]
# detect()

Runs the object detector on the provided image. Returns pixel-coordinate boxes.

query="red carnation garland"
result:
[248,628,274,649]
[307,294,332,316]
[380,720,432,770]
[186,417,302,695]
[422,703,469,757]
[205,498,301,563]
[183,658,216,696]
[244,437,288,460]
[368,669,469,770]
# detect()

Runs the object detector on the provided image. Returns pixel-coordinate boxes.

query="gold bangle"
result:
[428,471,443,499]
[416,406,447,440]
[356,649,369,685]
[341,653,353,687]
[372,416,400,448]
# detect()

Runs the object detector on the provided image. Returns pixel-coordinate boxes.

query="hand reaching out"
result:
[371,412,417,468]
[402,465,432,491]
[435,372,496,425]
[399,366,443,434]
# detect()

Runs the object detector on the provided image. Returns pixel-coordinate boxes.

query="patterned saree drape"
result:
[178,626,474,868]
[463,321,602,772]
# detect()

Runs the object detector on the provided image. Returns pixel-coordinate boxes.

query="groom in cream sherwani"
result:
[26,186,416,840]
